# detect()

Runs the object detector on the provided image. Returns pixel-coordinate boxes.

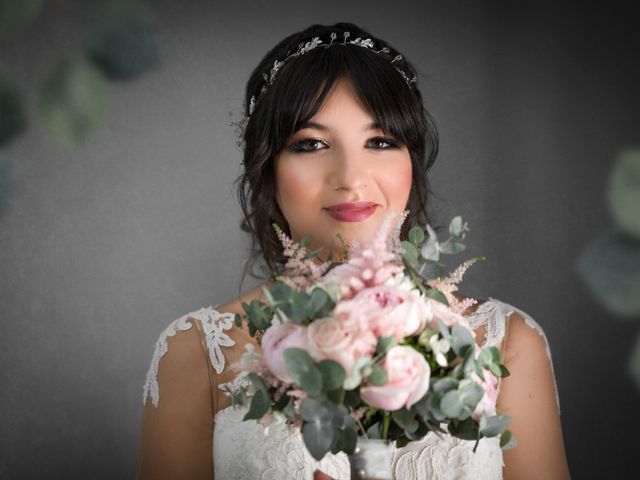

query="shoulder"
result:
[142,284,268,408]
[491,299,562,416]
[142,307,219,408]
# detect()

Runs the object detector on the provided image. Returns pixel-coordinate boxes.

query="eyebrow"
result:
[297,120,383,132]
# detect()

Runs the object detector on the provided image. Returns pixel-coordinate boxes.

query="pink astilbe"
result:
[274,225,331,291]
[323,211,407,299]
[426,257,480,315]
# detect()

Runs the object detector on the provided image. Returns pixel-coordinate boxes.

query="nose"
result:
[328,146,370,192]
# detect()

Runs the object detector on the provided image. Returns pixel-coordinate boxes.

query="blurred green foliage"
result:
[38,59,108,147]
[0,0,160,148]
[85,0,160,81]
[577,150,640,386]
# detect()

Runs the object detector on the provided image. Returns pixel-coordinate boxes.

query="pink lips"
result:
[324,201,378,222]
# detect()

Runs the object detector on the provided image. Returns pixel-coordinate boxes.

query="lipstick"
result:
[324,201,378,222]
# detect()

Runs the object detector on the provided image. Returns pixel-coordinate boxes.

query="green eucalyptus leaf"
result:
[366,421,381,439]
[500,430,518,450]
[300,398,332,422]
[423,288,449,305]
[401,240,419,263]
[391,409,419,433]
[409,226,425,245]
[499,429,512,448]
[367,363,388,386]
[308,288,333,318]
[318,360,345,392]
[302,420,335,461]
[459,381,484,408]
[449,216,464,237]
[609,150,640,238]
[375,336,396,356]
[242,390,270,420]
[433,377,458,394]
[479,414,512,437]
[0,71,27,146]
[269,281,294,303]
[85,0,160,81]
[284,348,322,396]
[247,372,269,398]
[577,230,640,317]
[440,390,463,418]
[419,259,445,280]
[448,417,479,440]
[439,240,466,254]
[421,236,440,261]
[451,324,475,356]
[395,435,411,448]
[38,59,108,147]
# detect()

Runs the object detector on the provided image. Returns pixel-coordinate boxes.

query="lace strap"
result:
[142,306,236,408]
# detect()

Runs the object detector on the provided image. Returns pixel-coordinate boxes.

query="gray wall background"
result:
[1,1,638,478]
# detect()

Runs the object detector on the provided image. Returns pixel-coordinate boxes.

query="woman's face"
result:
[274,76,413,256]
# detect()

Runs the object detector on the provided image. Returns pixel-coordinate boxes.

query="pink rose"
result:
[428,299,470,328]
[470,369,499,421]
[360,346,431,411]
[307,317,356,380]
[261,321,309,383]
[338,284,430,342]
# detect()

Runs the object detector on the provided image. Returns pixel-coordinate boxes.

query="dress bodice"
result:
[142,297,561,479]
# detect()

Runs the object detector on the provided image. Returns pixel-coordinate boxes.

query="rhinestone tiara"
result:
[247,30,418,118]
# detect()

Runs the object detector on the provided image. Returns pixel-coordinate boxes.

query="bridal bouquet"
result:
[230,211,516,462]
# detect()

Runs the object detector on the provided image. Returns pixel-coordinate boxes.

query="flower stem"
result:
[382,412,390,440]
[354,415,368,439]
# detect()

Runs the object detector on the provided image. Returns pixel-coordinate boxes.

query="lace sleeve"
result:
[137,306,236,480]
[142,307,235,408]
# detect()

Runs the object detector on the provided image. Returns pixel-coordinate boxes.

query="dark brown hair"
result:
[235,22,439,282]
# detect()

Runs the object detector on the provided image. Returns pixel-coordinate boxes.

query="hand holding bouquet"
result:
[230,212,516,462]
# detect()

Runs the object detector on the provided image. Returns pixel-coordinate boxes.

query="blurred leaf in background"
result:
[0,70,27,147]
[578,230,640,317]
[84,0,161,81]
[577,149,640,388]
[609,151,640,239]
[0,0,43,40]
[37,59,108,147]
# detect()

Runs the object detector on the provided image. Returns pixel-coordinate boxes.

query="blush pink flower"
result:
[261,320,309,383]
[470,369,499,421]
[427,298,471,329]
[360,346,431,411]
[336,283,430,346]
[307,317,356,379]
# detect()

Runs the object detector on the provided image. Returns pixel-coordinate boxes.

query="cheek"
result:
[275,159,321,204]
[378,156,413,208]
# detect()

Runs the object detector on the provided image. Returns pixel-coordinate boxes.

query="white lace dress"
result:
[142,297,561,479]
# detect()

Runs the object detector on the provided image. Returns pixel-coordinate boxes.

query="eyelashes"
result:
[287,136,401,153]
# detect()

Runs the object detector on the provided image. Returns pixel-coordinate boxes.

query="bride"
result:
[136,22,571,479]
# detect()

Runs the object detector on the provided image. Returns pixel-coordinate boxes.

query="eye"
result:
[288,138,328,153]
[367,136,399,150]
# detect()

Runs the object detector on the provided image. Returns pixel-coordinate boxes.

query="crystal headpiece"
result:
[247,31,418,118]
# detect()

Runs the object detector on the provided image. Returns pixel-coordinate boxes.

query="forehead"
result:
[306,77,373,123]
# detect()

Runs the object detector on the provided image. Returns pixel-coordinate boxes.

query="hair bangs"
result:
[264,45,421,152]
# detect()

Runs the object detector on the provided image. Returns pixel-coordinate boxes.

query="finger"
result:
[313,470,333,480]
